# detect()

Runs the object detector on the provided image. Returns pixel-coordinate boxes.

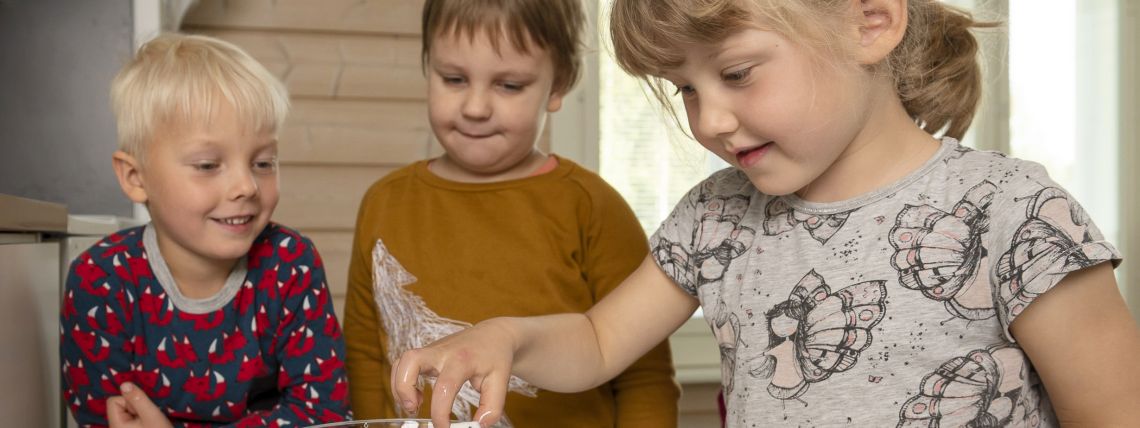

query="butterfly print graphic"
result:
[653,189,756,294]
[752,270,887,400]
[709,299,742,395]
[889,181,998,320]
[897,344,1044,427]
[763,198,854,244]
[996,187,1116,324]
[942,143,978,164]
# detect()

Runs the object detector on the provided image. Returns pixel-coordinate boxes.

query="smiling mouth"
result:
[213,216,254,226]
[734,142,774,165]
[736,143,770,156]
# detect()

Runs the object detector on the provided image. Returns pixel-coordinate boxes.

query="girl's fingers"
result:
[472,370,510,428]
[430,373,466,428]
[390,359,405,415]
[393,325,516,426]
[392,350,428,414]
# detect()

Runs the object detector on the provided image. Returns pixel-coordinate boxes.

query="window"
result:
[1005,0,1120,247]
[597,45,727,236]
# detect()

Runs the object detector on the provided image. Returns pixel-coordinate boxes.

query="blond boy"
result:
[60,33,349,427]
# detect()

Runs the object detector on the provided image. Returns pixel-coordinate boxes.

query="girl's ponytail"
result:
[890,2,995,140]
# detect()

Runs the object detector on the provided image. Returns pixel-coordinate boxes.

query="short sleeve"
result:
[986,163,1122,337]
[649,169,759,296]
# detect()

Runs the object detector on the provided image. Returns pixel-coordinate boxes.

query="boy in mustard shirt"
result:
[342,0,679,426]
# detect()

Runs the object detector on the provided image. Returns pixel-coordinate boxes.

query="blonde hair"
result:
[110,33,290,159]
[422,0,585,94]
[610,0,992,139]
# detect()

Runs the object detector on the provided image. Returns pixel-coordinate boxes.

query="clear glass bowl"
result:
[306,419,480,428]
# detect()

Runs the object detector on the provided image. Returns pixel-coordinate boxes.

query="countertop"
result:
[0,194,67,233]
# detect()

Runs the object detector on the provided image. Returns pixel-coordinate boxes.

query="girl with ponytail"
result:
[393,1,1140,426]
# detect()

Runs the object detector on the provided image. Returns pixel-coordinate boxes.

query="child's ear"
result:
[112,150,149,204]
[852,0,908,64]
[546,90,565,113]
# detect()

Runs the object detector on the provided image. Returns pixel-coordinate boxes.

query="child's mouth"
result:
[213,215,254,226]
[736,142,772,167]
[458,130,494,139]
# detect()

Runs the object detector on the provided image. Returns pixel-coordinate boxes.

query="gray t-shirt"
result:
[650,138,1120,427]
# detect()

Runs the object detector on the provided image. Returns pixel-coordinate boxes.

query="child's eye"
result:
[673,84,696,98]
[723,67,753,84]
[499,81,526,92]
[442,75,466,85]
[192,162,220,172]
[253,158,278,172]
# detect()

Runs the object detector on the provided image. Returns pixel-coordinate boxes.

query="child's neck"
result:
[153,232,239,299]
[429,150,550,183]
[169,265,232,299]
[795,88,941,203]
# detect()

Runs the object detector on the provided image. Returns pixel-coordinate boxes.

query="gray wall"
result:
[0,0,133,216]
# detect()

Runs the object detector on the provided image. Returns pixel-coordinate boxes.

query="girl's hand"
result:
[391,319,519,428]
[106,382,173,428]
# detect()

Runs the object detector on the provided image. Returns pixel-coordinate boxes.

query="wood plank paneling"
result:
[208,31,422,68]
[306,231,354,298]
[339,65,426,100]
[289,99,425,128]
[279,126,428,166]
[281,99,430,165]
[183,0,426,35]
[200,31,425,100]
[275,165,394,230]
[332,295,347,323]
[285,63,341,97]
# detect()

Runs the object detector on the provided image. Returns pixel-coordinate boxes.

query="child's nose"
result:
[228,168,260,200]
[697,97,739,139]
[461,88,492,120]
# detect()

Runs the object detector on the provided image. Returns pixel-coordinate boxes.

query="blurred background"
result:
[0,1,1136,427]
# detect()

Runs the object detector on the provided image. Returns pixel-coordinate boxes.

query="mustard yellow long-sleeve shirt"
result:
[343,156,680,427]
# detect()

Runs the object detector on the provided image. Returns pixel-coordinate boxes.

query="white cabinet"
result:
[0,194,67,427]
[0,240,63,427]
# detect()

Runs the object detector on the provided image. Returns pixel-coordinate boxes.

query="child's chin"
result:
[749,177,793,197]
[209,241,257,261]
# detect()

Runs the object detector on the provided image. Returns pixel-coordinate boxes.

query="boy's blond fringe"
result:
[110,33,289,161]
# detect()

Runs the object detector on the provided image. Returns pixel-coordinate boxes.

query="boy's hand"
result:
[107,382,173,428]
[392,319,519,428]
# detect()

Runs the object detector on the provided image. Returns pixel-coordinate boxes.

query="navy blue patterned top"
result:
[61,223,349,427]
